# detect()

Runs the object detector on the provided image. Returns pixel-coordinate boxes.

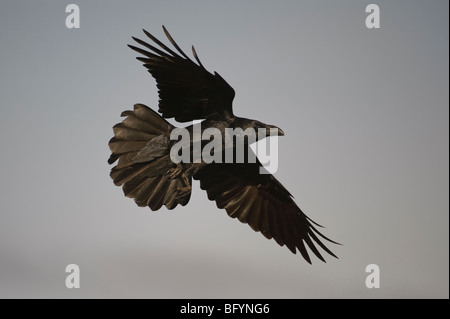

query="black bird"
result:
[108,26,339,263]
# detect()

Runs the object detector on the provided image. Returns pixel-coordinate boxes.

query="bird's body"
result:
[108,26,339,263]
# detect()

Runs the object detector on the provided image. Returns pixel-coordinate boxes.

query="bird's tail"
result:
[108,104,192,210]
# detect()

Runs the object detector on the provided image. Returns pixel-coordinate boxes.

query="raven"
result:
[108,26,338,263]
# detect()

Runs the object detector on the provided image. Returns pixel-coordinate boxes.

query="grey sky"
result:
[0,0,448,298]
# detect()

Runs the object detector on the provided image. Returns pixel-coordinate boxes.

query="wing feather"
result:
[195,162,338,263]
[129,26,235,122]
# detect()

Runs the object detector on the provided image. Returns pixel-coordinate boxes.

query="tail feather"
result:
[109,104,192,210]
[114,152,139,170]
[148,176,170,210]
[132,104,171,132]
[108,137,149,155]
[113,123,156,141]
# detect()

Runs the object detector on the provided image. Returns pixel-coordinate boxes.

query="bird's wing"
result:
[194,162,339,263]
[128,26,235,122]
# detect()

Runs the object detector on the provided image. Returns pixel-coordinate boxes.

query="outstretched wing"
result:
[194,162,339,264]
[129,26,235,122]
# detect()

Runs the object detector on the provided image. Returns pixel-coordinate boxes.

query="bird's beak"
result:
[266,125,285,136]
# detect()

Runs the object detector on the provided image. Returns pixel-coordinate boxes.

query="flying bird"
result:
[108,26,339,263]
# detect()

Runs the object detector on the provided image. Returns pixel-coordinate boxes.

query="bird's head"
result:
[234,118,284,141]
[253,121,285,139]
[233,118,284,141]
[263,123,285,137]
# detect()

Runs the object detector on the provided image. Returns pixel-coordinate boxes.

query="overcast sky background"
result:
[0,0,448,298]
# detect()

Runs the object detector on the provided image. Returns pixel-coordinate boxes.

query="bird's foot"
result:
[176,185,191,199]
[168,164,183,179]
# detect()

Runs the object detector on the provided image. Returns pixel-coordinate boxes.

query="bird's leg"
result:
[168,163,184,179]
[168,163,191,199]
[176,183,191,200]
